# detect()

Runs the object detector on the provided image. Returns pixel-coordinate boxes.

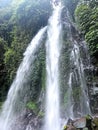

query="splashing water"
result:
[44,2,62,130]
[0,1,92,130]
[71,41,91,117]
[66,72,74,119]
[0,27,47,130]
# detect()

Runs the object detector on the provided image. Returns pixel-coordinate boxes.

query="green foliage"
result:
[63,125,67,130]
[64,91,69,105]
[38,111,44,117]
[0,38,6,61]
[85,29,98,54]
[0,0,50,101]
[85,114,92,120]
[59,29,72,107]
[83,0,98,8]
[26,101,38,113]
[0,38,8,100]
[75,4,91,33]
[0,102,3,109]
[30,43,46,101]
[72,87,81,101]
[4,48,15,64]
[75,1,98,59]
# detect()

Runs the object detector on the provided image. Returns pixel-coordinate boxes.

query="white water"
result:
[44,2,62,130]
[0,27,46,130]
[67,72,74,118]
[71,41,91,116]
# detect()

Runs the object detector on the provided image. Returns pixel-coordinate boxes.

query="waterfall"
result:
[70,41,91,117]
[0,27,46,130]
[44,1,62,130]
[66,72,74,119]
[0,1,92,130]
[59,7,91,118]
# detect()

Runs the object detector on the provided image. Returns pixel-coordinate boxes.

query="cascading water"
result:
[60,7,91,118]
[44,1,62,130]
[0,27,46,130]
[68,39,91,117]
[0,1,92,130]
[66,72,74,119]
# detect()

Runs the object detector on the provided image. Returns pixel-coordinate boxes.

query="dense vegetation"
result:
[0,0,98,111]
[0,0,51,101]
[63,0,98,64]
[75,0,98,64]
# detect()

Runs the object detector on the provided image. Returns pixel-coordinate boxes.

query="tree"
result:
[75,1,98,60]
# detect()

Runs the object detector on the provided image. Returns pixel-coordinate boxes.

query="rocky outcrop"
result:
[63,115,98,130]
[11,109,43,130]
[84,66,98,114]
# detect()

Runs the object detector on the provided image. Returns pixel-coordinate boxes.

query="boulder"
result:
[67,125,77,130]
[67,118,73,125]
[73,117,86,128]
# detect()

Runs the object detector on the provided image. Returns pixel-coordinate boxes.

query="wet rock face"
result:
[85,66,98,114]
[78,40,98,114]
[63,116,98,130]
[69,20,98,115]
[11,109,43,130]
[67,125,76,130]
[81,43,98,114]
[73,117,86,128]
